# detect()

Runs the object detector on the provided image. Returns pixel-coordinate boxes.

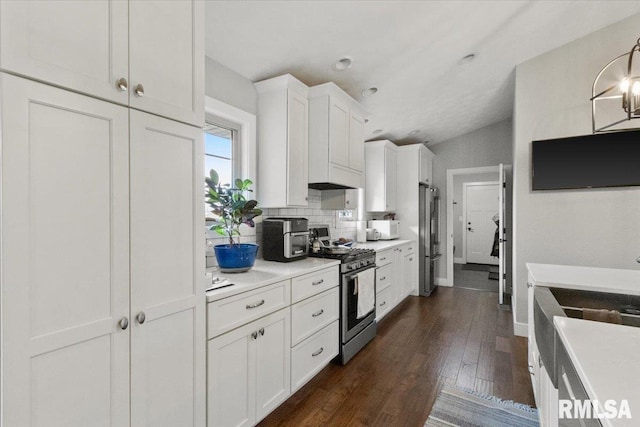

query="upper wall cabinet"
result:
[419,145,434,184]
[308,83,367,189]
[255,74,309,208]
[365,140,398,212]
[0,0,204,126]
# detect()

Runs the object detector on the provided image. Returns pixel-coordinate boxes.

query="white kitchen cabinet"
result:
[419,145,434,184]
[0,74,205,427]
[320,189,359,210]
[129,0,204,126]
[402,244,418,298]
[208,308,291,427]
[366,140,398,212]
[309,82,367,189]
[255,74,309,207]
[130,111,205,427]
[0,73,131,427]
[0,0,204,126]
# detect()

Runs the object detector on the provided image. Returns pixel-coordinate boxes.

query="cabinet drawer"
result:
[291,287,339,346]
[376,286,393,321]
[208,280,291,339]
[376,249,393,267]
[376,264,392,292]
[291,267,339,303]
[291,320,339,393]
[405,243,416,254]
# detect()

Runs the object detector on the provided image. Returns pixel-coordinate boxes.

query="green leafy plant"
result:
[205,169,262,246]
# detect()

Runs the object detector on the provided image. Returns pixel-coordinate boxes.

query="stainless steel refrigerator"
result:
[419,184,440,296]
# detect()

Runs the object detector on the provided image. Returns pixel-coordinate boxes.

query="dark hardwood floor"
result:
[259,287,534,427]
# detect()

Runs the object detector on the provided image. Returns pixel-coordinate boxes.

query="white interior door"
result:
[464,182,499,265]
[498,164,506,304]
[1,74,130,426]
[130,110,205,427]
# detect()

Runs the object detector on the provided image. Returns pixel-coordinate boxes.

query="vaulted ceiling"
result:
[205,1,640,145]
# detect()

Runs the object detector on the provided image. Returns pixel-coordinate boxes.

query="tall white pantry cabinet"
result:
[0,1,206,426]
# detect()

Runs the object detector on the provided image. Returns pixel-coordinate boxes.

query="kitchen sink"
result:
[533,286,640,388]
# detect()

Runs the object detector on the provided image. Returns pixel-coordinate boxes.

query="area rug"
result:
[425,386,539,427]
[461,263,490,272]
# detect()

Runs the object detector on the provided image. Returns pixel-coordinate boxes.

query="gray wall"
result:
[430,119,513,282]
[512,13,640,328]
[205,56,258,115]
[453,173,500,262]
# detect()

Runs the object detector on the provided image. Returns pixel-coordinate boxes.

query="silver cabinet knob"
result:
[251,331,258,340]
[136,312,146,324]
[259,327,265,336]
[636,256,640,264]
[134,84,145,97]
[119,317,129,330]
[116,77,128,92]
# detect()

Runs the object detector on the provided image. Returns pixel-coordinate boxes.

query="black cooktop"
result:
[308,247,375,262]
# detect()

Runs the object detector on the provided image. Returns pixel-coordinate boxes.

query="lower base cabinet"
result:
[208,308,291,427]
[375,242,416,322]
[291,321,339,392]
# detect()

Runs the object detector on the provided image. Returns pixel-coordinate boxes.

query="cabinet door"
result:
[419,147,432,184]
[287,89,309,206]
[386,148,398,211]
[0,0,128,104]
[329,97,350,167]
[130,111,205,427]
[255,309,291,422]
[1,74,130,427]
[404,252,417,298]
[349,112,365,172]
[208,327,255,427]
[129,0,204,126]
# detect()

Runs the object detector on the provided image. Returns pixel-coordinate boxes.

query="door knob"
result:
[136,312,146,324]
[134,84,144,97]
[119,317,129,330]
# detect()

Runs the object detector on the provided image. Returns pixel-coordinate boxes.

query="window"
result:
[204,122,236,187]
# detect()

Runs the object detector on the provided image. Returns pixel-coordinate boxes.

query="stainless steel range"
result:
[308,225,377,364]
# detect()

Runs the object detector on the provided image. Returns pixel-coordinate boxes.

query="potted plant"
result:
[206,169,262,272]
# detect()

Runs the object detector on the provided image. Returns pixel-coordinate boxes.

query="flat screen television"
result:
[531,130,640,190]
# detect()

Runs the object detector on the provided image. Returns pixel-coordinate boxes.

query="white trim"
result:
[204,96,257,197]
[513,321,528,337]
[446,166,500,286]
[436,277,452,287]
[454,257,465,264]
[462,181,499,265]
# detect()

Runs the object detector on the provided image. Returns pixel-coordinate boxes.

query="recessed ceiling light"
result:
[373,129,383,134]
[409,130,420,135]
[332,57,353,71]
[459,53,477,64]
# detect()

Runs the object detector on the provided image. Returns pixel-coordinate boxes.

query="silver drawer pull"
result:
[527,282,533,288]
[312,347,324,357]
[380,257,386,261]
[380,277,386,281]
[380,301,386,307]
[246,299,265,309]
[312,279,324,286]
[409,258,413,261]
[409,247,413,251]
[312,309,324,318]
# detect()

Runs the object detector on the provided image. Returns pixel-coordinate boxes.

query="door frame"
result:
[445,165,500,286]
[462,181,500,265]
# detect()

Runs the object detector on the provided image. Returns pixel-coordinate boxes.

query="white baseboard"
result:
[454,257,464,264]
[436,277,452,287]
[513,321,528,337]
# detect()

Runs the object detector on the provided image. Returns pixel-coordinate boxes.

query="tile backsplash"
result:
[206,189,357,267]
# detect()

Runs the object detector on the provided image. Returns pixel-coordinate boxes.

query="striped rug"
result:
[425,385,539,427]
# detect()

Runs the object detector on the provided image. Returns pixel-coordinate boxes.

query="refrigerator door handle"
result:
[429,253,442,262]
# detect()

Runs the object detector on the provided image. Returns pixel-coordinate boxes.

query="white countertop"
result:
[205,258,340,302]
[352,239,413,251]
[526,263,640,296]
[554,317,640,427]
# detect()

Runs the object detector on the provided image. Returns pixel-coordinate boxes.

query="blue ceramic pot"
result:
[214,243,259,273]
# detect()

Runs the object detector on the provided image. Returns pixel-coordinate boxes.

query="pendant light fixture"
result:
[591,37,640,133]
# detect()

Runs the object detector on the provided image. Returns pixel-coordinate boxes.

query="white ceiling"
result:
[205,1,640,145]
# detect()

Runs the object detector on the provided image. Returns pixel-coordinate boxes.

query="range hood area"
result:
[308,182,358,190]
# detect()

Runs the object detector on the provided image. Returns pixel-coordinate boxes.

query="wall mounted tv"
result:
[531,130,640,191]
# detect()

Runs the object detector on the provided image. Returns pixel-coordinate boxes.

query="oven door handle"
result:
[344,265,375,281]
[288,231,310,237]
